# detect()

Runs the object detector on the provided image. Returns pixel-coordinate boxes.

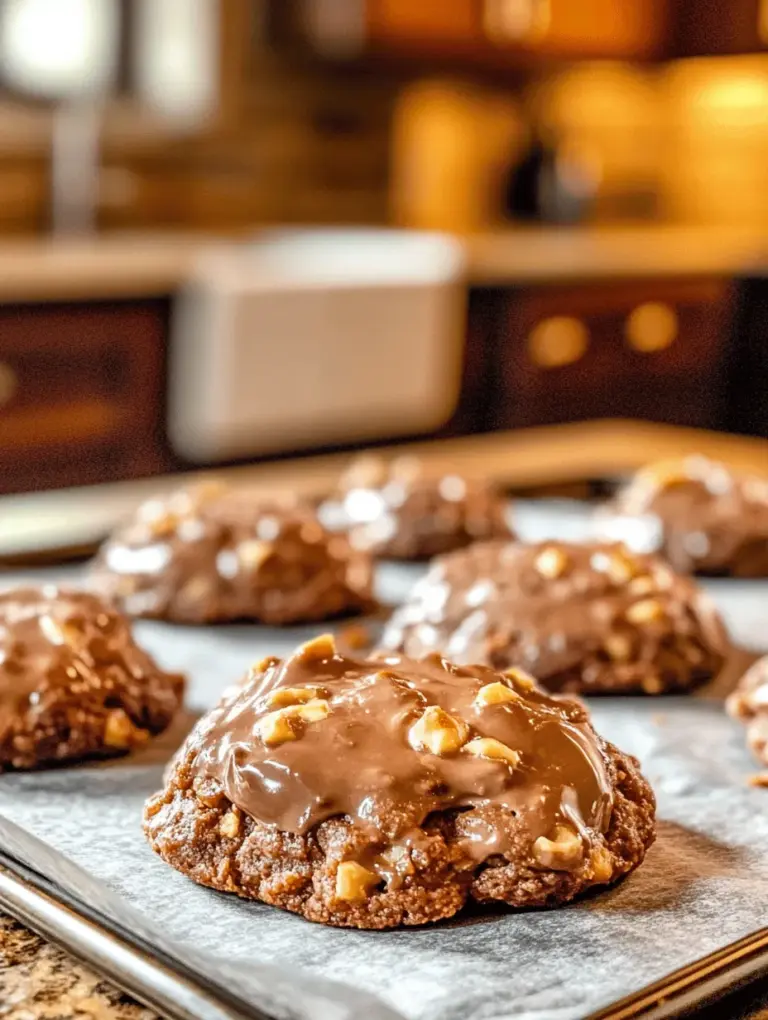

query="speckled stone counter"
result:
[0,912,157,1019]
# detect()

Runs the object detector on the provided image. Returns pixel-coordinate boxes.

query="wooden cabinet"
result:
[365,0,670,63]
[481,0,669,59]
[673,0,768,55]
[486,278,734,431]
[0,300,172,494]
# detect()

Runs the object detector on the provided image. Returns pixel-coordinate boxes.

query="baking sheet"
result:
[2,504,768,1020]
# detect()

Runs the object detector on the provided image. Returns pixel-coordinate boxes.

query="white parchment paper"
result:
[1,504,767,1020]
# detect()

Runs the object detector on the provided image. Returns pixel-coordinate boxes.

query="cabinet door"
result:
[481,0,670,58]
[368,0,480,54]
[0,300,171,494]
[492,278,733,431]
[674,0,768,55]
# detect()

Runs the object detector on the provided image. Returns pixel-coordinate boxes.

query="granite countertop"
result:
[0,225,765,303]
[0,912,157,1019]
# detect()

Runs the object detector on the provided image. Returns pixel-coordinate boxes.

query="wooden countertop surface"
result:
[0,226,766,302]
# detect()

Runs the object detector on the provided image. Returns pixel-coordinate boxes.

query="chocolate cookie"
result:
[602,456,768,577]
[91,482,376,625]
[727,655,768,766]
[380,540,727,695]
[320,456,513,560]
[0,587,184,770]
[144,635,655,929]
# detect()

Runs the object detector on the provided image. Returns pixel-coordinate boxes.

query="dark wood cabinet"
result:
[485,278,734,431]
[672,0,768,55]
[365,0,670,63]
[0,300,172,494]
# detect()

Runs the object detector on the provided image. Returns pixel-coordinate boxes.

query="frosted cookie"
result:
[0,587,184,770]
[144,635,655,929]
[602,456,768,577]
[320,456,514,561]
[381,540,728,695]
[728,655,768,767]
[91,482,376,624]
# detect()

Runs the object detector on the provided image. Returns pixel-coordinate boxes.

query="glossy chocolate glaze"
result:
[0,587,184,756]
[91,483,376,624]
[611,456,768,577]
[321,456,514,560]
[182,642,613,865]
[381,540,728,694]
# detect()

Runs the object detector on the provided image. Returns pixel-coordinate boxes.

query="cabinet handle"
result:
[624,303,678,353]
[483,0,550,43]
[528,317,589,368]
[0,362,18,408]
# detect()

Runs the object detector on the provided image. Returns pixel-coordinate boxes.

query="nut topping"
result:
[237,540,273,570]
[104,708,147,749]
[607,550,638,585]
[335,861,380,902]
[503,667,536,691]
[464,737,520,768]
[408,705,469,756]
[219,809,241,838]
[535,546,568,579]
[474,681,520,707]
[297,634,336,663]
[590,845,613,883]
[604,634,632,662]
[532,825,584,869]
[625,598,664,624]
[256,699,331,746]
[267,686,324,709]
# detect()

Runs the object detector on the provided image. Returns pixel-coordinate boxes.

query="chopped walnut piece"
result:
[590,846,614,883]
[335,861,380,902]
[104,708,147,749]
[298,634,336,662]
[626,598,664,624]
[607,550,638,585]
[39,614,80,648]
[408,705,469,756]
[267,686,323,709]
[748,772,768,788]
[256,710,299,747]
[464,737,520,768]
[604,634,632,662]
[474,681,521,707]
[296,699,331,723]
[641,674,664,695]
[256,698,331,746]
[628,576,656,596]
[503,667,536,691]
[252,655,280,676]
[219,810,241,839]
[238,540,273,570]
[532,825,584,870]
[535,546,568,580]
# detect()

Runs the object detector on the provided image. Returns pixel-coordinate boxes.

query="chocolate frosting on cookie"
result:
[381,540,728,694]
[727,655,768,767]
[91,482,376,624]
[321,456,514,560]
[182,637,613,866]
[607,456,768,577]
[0,587,184,769]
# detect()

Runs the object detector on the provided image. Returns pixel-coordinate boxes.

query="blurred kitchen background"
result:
[0,0,767,509]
